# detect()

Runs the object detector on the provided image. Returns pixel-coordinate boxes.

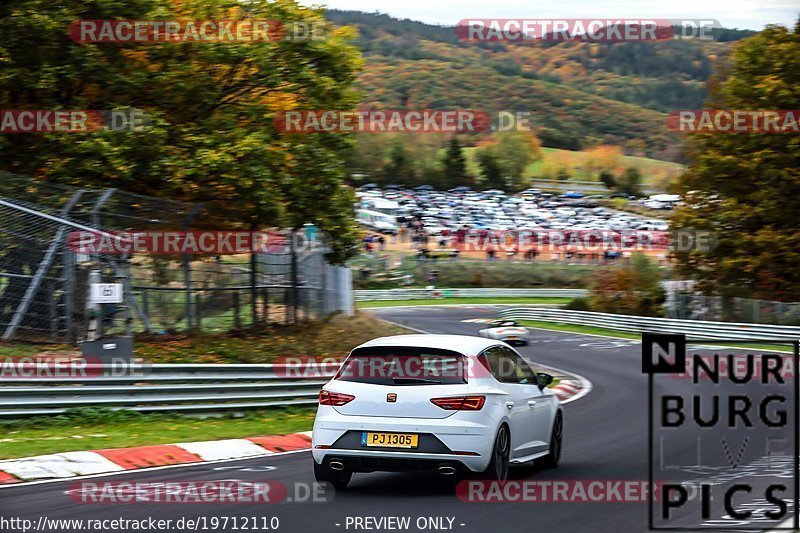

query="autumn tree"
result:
[584,145,623,177]
[0,0,363,262]
[672,20,800,300]
[590,254,665,316]
[474,131,542,191]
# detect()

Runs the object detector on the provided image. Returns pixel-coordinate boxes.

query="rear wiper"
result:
[392,377,442,384]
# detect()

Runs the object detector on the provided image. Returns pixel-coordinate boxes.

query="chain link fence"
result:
[0,173,353,343]
[666,293,800,326]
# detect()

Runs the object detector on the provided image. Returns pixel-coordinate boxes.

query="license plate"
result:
[361,432,419,448]
[506,336,520,340]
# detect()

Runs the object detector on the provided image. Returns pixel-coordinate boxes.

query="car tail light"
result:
[319,390,355,406]
[430,395,486,411]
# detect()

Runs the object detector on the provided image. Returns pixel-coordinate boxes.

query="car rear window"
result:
[335,346,467,385]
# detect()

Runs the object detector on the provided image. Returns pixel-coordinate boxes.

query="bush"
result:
[565,297,592,311]
[590,254,666,316]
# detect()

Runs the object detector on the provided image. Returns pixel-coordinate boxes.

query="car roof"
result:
[355,334,501,356]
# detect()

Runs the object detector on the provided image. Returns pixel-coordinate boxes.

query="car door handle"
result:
[528,400,537,407]
[505,401,514,409]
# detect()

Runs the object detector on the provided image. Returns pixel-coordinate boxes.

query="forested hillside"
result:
[326,10,754,162]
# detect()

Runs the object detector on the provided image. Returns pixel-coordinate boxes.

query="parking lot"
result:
[356,186,673,262]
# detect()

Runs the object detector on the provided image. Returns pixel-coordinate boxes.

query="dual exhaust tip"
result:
[328,461,456,476]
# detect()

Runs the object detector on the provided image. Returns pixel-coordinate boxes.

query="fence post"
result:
[261,287,268,325]
[250,252,258,326]
[195,293,202,330]
[64,250,76,343]
[181,205,201,332]
[142,291,149,319]
[291,229,299,324]
[233,290,241,329]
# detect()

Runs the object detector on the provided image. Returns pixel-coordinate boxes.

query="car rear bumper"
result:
[312,409,496,472]
[316,452,471,474]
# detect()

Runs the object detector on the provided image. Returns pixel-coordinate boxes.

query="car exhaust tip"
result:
[329,461,345,471]
[438,465,457,476]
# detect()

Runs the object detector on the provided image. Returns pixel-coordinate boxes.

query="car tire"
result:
[539,411,563,469]
[482,424,510,481]
[313,460,353,490]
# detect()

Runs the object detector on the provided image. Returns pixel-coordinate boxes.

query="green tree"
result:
[619,167,643,196]
[673,20,800,300]
[476,146,504,189]
[599,170,617,189]
[492,130,543,191]
[0,0,362,263]
[382,137,415,184]
[441,137,466,189]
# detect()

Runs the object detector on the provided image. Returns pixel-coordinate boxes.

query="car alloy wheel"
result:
[485,424,510,481]
[540,411,563,469]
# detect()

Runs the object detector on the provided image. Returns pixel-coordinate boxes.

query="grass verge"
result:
[0,407,316,460]
[357,297,570,308]
[0,313,410,364]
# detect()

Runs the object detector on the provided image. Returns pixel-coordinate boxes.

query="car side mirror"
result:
[536,372,554,391]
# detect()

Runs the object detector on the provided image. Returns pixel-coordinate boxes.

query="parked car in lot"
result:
[312,335,563,487]
[478,320,529,346]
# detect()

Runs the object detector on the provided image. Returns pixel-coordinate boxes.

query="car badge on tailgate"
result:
[386,393,397,402]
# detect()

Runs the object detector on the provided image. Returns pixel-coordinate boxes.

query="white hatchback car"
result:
[312,334,563,488]
[478,320,529,346]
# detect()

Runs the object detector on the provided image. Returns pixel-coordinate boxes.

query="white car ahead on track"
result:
[478,320,529,346]
[311,334,563,488]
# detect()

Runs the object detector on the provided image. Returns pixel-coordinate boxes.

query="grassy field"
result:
[357,297,569,308]
[0,408,316,459]
[461,146,683,188]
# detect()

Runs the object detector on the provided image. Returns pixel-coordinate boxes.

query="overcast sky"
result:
[302,0,799,31]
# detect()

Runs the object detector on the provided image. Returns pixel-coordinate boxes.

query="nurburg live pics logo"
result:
[642,333,800,530]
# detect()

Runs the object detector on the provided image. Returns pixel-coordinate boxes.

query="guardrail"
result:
[499,308,800,341]
[0,364,336,418]
[355,288,587,301]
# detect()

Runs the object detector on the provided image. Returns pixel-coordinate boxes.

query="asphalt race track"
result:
[0,305,795,533]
